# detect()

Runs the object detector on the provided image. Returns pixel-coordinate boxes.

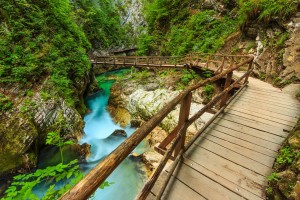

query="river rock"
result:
[70,143,91,161]
[107,105,131,127]
[127,88,213,134]
[112,129,127,137]
[146,127,168,147]
[130,119,143,128]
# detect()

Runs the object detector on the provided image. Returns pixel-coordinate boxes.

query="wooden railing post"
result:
[174,92,192,157]
[244,59,253,84]
[220,71,233,108]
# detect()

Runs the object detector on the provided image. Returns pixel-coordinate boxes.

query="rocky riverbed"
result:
[106,68,215,174]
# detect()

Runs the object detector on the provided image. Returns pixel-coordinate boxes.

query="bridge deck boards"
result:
[151,76,299,200]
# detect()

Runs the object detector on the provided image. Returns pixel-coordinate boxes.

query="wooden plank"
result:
[196,133,275,166]
[204,129,277,158]
[184,159,264,200]
[236,92,300,108]
[235,96,300,112]
[218,113,289,137]
[185,144,266,197]
[245,87,297,99]
[162,177,207,200]
[207,125,280,152]
[212,117,285,144]
[226,105,297,126]
[194,139,272,175]
[225,109,294,129]
[227,103,298,124]
[146,192,156,200]
[237,93,300,110]
[175,164,246,200]
[230,98,299,117]
[247,84,293,98]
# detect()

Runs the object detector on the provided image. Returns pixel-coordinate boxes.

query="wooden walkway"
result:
[149,76,300,200]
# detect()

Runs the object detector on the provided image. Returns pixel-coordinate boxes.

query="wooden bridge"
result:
[61,54,300,200]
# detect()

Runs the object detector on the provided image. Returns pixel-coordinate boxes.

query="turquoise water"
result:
[80,70,148,200]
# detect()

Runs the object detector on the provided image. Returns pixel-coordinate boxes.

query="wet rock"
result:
[70,143,91,161]
[107,105,131,127]
[130,119,143,128]
[112,129,127,137]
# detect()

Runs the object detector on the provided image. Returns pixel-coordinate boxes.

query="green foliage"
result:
[0,94,13,111]
[175,69,198,90]
[203,84,215,98]
[276,32,289,48]
[131,69,151,81]
[40,91,52,101]
[26,90,34,97]
[267,172,279,182]
[202,69,213,78]
[46,131,75,164]
[0,0,91,106]
[180,69,197,86]
[3,159,83,200]
[137,33,155,55]
[0,0,126,107]
[140,8,238,55]
[99,181,115,189]
[72,0,127,49]
[276,146,296,165]
[238,0,298,26]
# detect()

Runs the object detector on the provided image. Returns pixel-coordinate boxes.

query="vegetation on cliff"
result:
[138,0,298,56]
[0,0,126,177]
[0,0,125,106]
[267,119,300,199]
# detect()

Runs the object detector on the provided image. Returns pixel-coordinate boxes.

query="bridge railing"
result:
[91,56,186,68]
[60,54,254,200]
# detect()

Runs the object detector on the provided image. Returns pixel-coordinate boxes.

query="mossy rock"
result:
[0,112,38,174]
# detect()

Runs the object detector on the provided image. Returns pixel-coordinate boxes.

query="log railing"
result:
[60,54,254,200]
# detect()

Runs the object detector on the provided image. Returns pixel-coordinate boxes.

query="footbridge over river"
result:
[61,53,300,200]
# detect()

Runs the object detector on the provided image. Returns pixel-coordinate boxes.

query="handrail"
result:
[59,54,254,200]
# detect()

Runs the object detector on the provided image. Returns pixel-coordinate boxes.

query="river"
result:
[79,70,148,199]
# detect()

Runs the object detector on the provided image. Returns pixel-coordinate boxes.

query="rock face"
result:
[0,69,98,175]
[33,97,84,141]
[282,13,300,81]
[218,11,300,87]
[0,112,38,175]
[126,88,213,134]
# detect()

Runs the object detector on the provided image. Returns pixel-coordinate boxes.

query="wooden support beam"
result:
[175,92,192,157]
